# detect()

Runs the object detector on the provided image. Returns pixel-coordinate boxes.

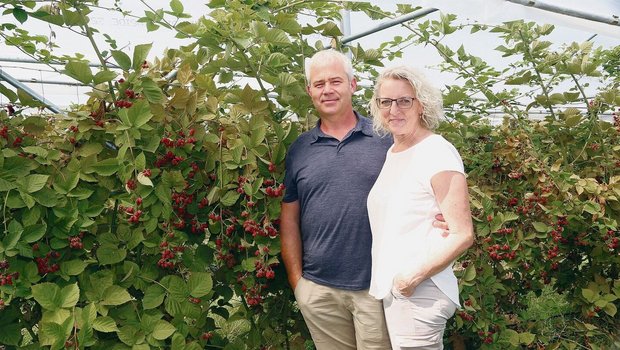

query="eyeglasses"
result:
[376,97,416,109]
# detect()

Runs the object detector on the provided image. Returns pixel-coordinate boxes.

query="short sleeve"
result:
[282,145,299,203]
[417,136,464,193]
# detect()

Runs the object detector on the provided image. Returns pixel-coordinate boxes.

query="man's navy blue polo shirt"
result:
[283,113,392,290]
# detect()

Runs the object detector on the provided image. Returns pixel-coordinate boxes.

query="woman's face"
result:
[377,78,424,138]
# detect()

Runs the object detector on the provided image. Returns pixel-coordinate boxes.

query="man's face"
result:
[306,60,357,118]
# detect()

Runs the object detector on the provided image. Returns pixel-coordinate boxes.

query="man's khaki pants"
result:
[294,277,392,350]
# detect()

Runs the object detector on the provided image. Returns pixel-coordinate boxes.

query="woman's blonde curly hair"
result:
[369,66,444,135]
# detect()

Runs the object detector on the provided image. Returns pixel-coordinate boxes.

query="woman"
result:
[367,66,474,350]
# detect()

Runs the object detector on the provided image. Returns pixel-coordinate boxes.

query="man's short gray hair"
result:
[305,49,354,84]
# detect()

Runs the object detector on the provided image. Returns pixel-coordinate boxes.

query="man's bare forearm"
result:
[280,201,303,290]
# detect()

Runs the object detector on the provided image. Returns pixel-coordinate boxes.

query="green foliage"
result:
[0,1,619,349]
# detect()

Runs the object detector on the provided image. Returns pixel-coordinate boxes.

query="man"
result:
[280,49,392,349]
[280,50,447,349]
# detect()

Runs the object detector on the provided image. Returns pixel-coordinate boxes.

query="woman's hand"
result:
[392,270,424,297]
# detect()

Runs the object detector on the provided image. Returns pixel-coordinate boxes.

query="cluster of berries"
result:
[264,183,285,197]
[604,230,619,250]
[160,129,196,148]
[68,232,85,249]
[0,125,8,139]
[487,243,516,261]
[0,260,19,286]
[157,246,177,270]
[35,251,61,275]
[154,150,185,168]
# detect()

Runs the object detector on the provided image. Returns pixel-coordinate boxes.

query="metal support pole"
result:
[0,69,63,114]
[506,0,620,26]
[341,8,438,45]
[340,9,353,59]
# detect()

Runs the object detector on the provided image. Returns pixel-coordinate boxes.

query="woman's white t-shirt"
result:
[367,134,464,306]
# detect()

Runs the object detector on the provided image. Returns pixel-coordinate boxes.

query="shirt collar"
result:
[309,111,374,143]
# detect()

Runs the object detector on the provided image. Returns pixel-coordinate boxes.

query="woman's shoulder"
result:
[417,134,456,151]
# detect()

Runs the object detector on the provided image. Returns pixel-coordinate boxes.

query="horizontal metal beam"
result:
[342,8,439,44]
[506,0,620,26]
[0,69,63,114]
[0,56,120,69]
[17,78,87,87]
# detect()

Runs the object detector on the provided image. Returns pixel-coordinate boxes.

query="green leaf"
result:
[532,222,548,233]
[4,220,23,250]
[137,172,153,187]
[0,323,21,346]
[93,70,118,85]
[443,88,468,106]
[604,303,617,317]
[143,284,166,309]
[17,88,41,107]
[93,316,119,333]
[22,146,48,157]
[501,328,520,347]
[22,224,46,243]
[171,333,185,350]
[250,124,266,148]
[52,169,80,194]
[60,283,80,308]
[140,78,165,103]
[151,320,176,340]
[68,187,94,200]
[505,71,533,85]
[519,332,536,345]
[12,7,28,23]
[0,178,17,191]
[92,158,120,176]
[78,143,103,158]
[188,272,213,297]
[162,170,185,191]
[161,275,188,301]
[97,245,127,265]
[62,8,85,26]
[132,43,152,70]
[264,28,291,45]
[117,325,141,346]
[565,113,582,127]
[135,152,146,170]
[18,174,49,193]
[127,99,153,127]
[463,264,476,282]
[65,61,93,84]
[170,0,184,14]
[83,303,97,324]
[583,201,601,215]
[101,285,131,306]
[220,190,240,207]
[111,50,131,71]
[0,82,18,102]
[548,93,566,105]
[61,259,88,276]
[242,257,257,272]
[32,282,61,310]
[33,187,59,207]
[39,322,67,347]
[19,191,36,209]
[22,206,41,226]
[582,288,596,302]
